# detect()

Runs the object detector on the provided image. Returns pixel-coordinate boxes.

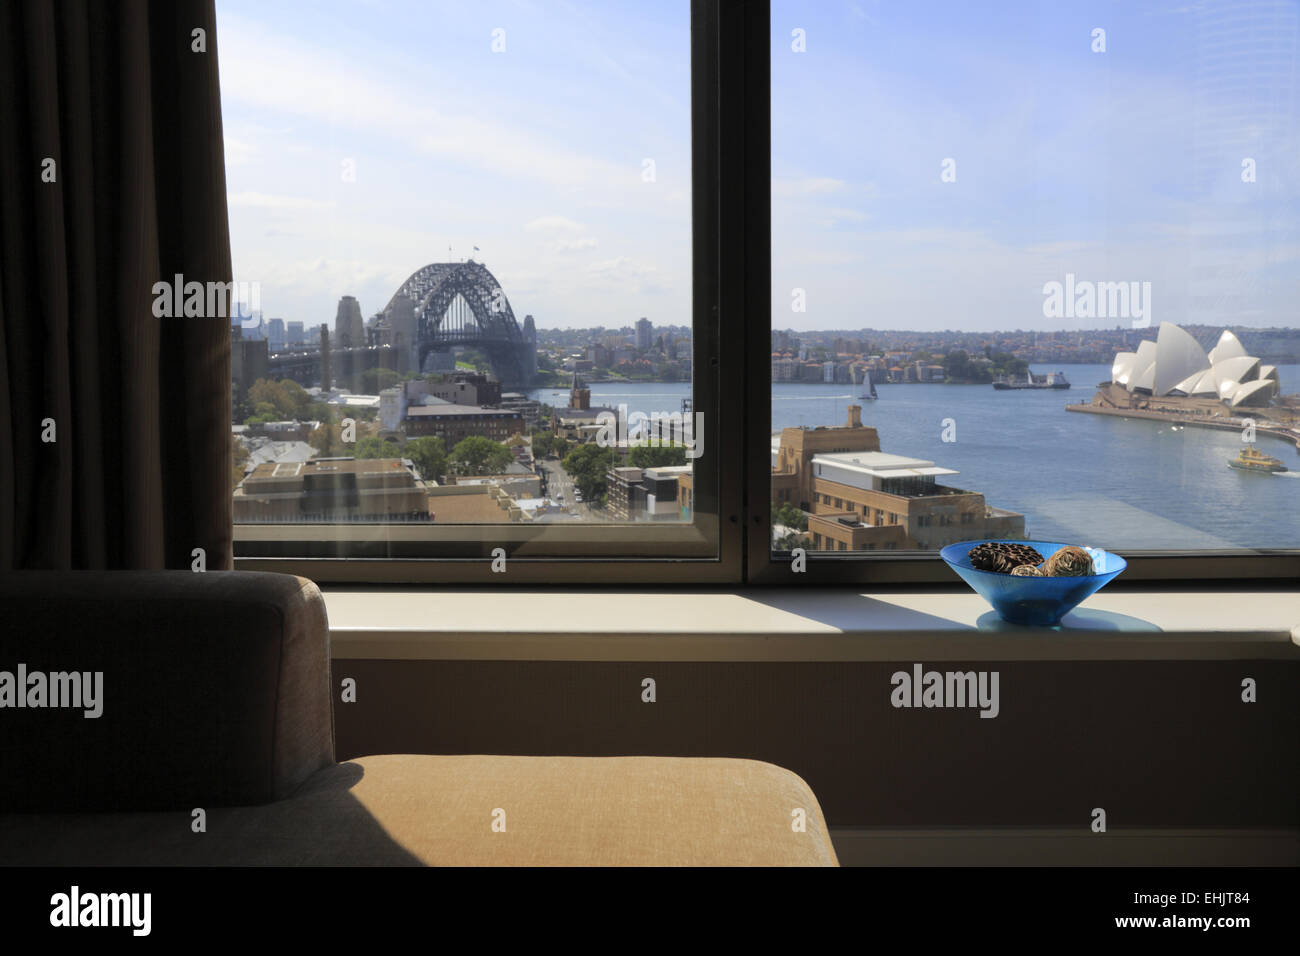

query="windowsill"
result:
[321,586,1300,661]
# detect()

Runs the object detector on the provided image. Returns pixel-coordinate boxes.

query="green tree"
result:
[531,430,555,458]
[450,435,513,476]
[354,435,403,459]
[772,529,808,551]
[988,350,1029,378]
[247,379,297,419]
[456,348,492,373]
[942,349,990,384]
[531,430,571,459]
[278,379,312,417]
[245,401,279,426]
[629,443,688,468]
[305,401,334,423]
[771,502,808,532]
[310,423,342,457]
[562,444,616,502]
[360,368,402,394]
[404,436,447,483]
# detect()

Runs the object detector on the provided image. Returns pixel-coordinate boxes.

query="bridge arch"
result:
[381,261,536,386]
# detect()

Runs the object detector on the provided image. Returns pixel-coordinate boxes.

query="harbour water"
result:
[529,364,1299,550]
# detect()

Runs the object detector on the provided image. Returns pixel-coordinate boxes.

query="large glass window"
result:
[771,0,1300,558]
[216,0,719,570]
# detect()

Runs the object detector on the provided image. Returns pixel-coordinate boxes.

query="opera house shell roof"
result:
[1109,323,1279,407]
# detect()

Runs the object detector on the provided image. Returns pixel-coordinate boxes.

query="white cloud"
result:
[224,136,257,166]
[587,256,657,276]
[228,191,336,210]
[772,177,847,198]
[555,237,599,253]
[525,216,585,232]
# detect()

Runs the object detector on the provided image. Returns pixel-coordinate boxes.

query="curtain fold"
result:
[0,0,233,571]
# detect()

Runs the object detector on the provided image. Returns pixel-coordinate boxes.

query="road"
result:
[537,456,602,521]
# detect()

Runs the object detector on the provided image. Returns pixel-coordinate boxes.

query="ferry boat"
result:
[992,371,1071,390]
[1228,445,1287,474]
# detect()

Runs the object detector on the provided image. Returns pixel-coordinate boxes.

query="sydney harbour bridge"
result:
[267,260,538,390]
[377,260,537,386]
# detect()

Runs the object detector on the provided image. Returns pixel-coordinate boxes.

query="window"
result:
[219,1,1298,584]
[219,0,739,582]
[767,0,1300,576]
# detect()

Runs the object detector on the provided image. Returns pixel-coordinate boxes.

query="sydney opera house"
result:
[1107,322,1282,408]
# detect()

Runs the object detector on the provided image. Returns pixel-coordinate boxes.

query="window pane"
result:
[771,0,1300,556]
[216,1,707,559]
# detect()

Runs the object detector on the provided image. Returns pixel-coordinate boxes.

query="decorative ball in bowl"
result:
[939,539,1126,626]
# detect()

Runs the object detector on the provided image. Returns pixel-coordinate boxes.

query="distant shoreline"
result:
[1066,400,1300,454]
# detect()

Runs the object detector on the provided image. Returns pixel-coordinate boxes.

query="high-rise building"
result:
[521,314,538,382]
[231,325,268,400]
[320,325,331,391]
[286,321,305,346]
[335,296,365,349]
[635,317,652,350]
[267,318,286,350]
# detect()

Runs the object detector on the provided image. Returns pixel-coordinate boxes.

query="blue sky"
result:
[218,0,1298,332]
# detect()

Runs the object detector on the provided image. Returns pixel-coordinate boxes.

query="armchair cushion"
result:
[0,571,333,811]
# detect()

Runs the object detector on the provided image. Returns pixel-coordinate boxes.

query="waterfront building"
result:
[1108,323,1279,408]
[554,373,616,441]
[772,405,1025,551]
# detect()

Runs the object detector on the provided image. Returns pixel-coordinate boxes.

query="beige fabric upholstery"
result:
[0,754,838,866]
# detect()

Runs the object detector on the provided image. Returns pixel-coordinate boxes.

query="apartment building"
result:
[773,405,1025,551]
[233,457,430,522]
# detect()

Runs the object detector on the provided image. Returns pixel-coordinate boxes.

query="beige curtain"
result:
[0,0,233,570]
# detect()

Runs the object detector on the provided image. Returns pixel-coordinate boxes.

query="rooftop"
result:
[244,457,413,480]
[812,450,959,479]
[406,403,519,418]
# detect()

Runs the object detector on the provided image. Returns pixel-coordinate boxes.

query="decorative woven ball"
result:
[1009,564,1043,576]
[968,542,1045,574]
[1043,545,1094,576]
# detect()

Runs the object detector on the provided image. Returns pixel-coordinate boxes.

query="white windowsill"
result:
[321,587,1300,661]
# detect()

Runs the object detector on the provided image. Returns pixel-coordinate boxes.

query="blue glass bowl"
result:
[939,540,1127,626]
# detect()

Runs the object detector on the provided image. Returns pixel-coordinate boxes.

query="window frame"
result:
[234,0,745,585]
[747,0,1300,586]
[233,0,1300,586]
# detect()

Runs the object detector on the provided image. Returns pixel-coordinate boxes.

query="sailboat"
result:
[860,369,878,400]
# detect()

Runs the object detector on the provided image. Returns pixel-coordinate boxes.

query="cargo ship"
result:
[1228,445,1287,474]
[992,371,1071,390]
